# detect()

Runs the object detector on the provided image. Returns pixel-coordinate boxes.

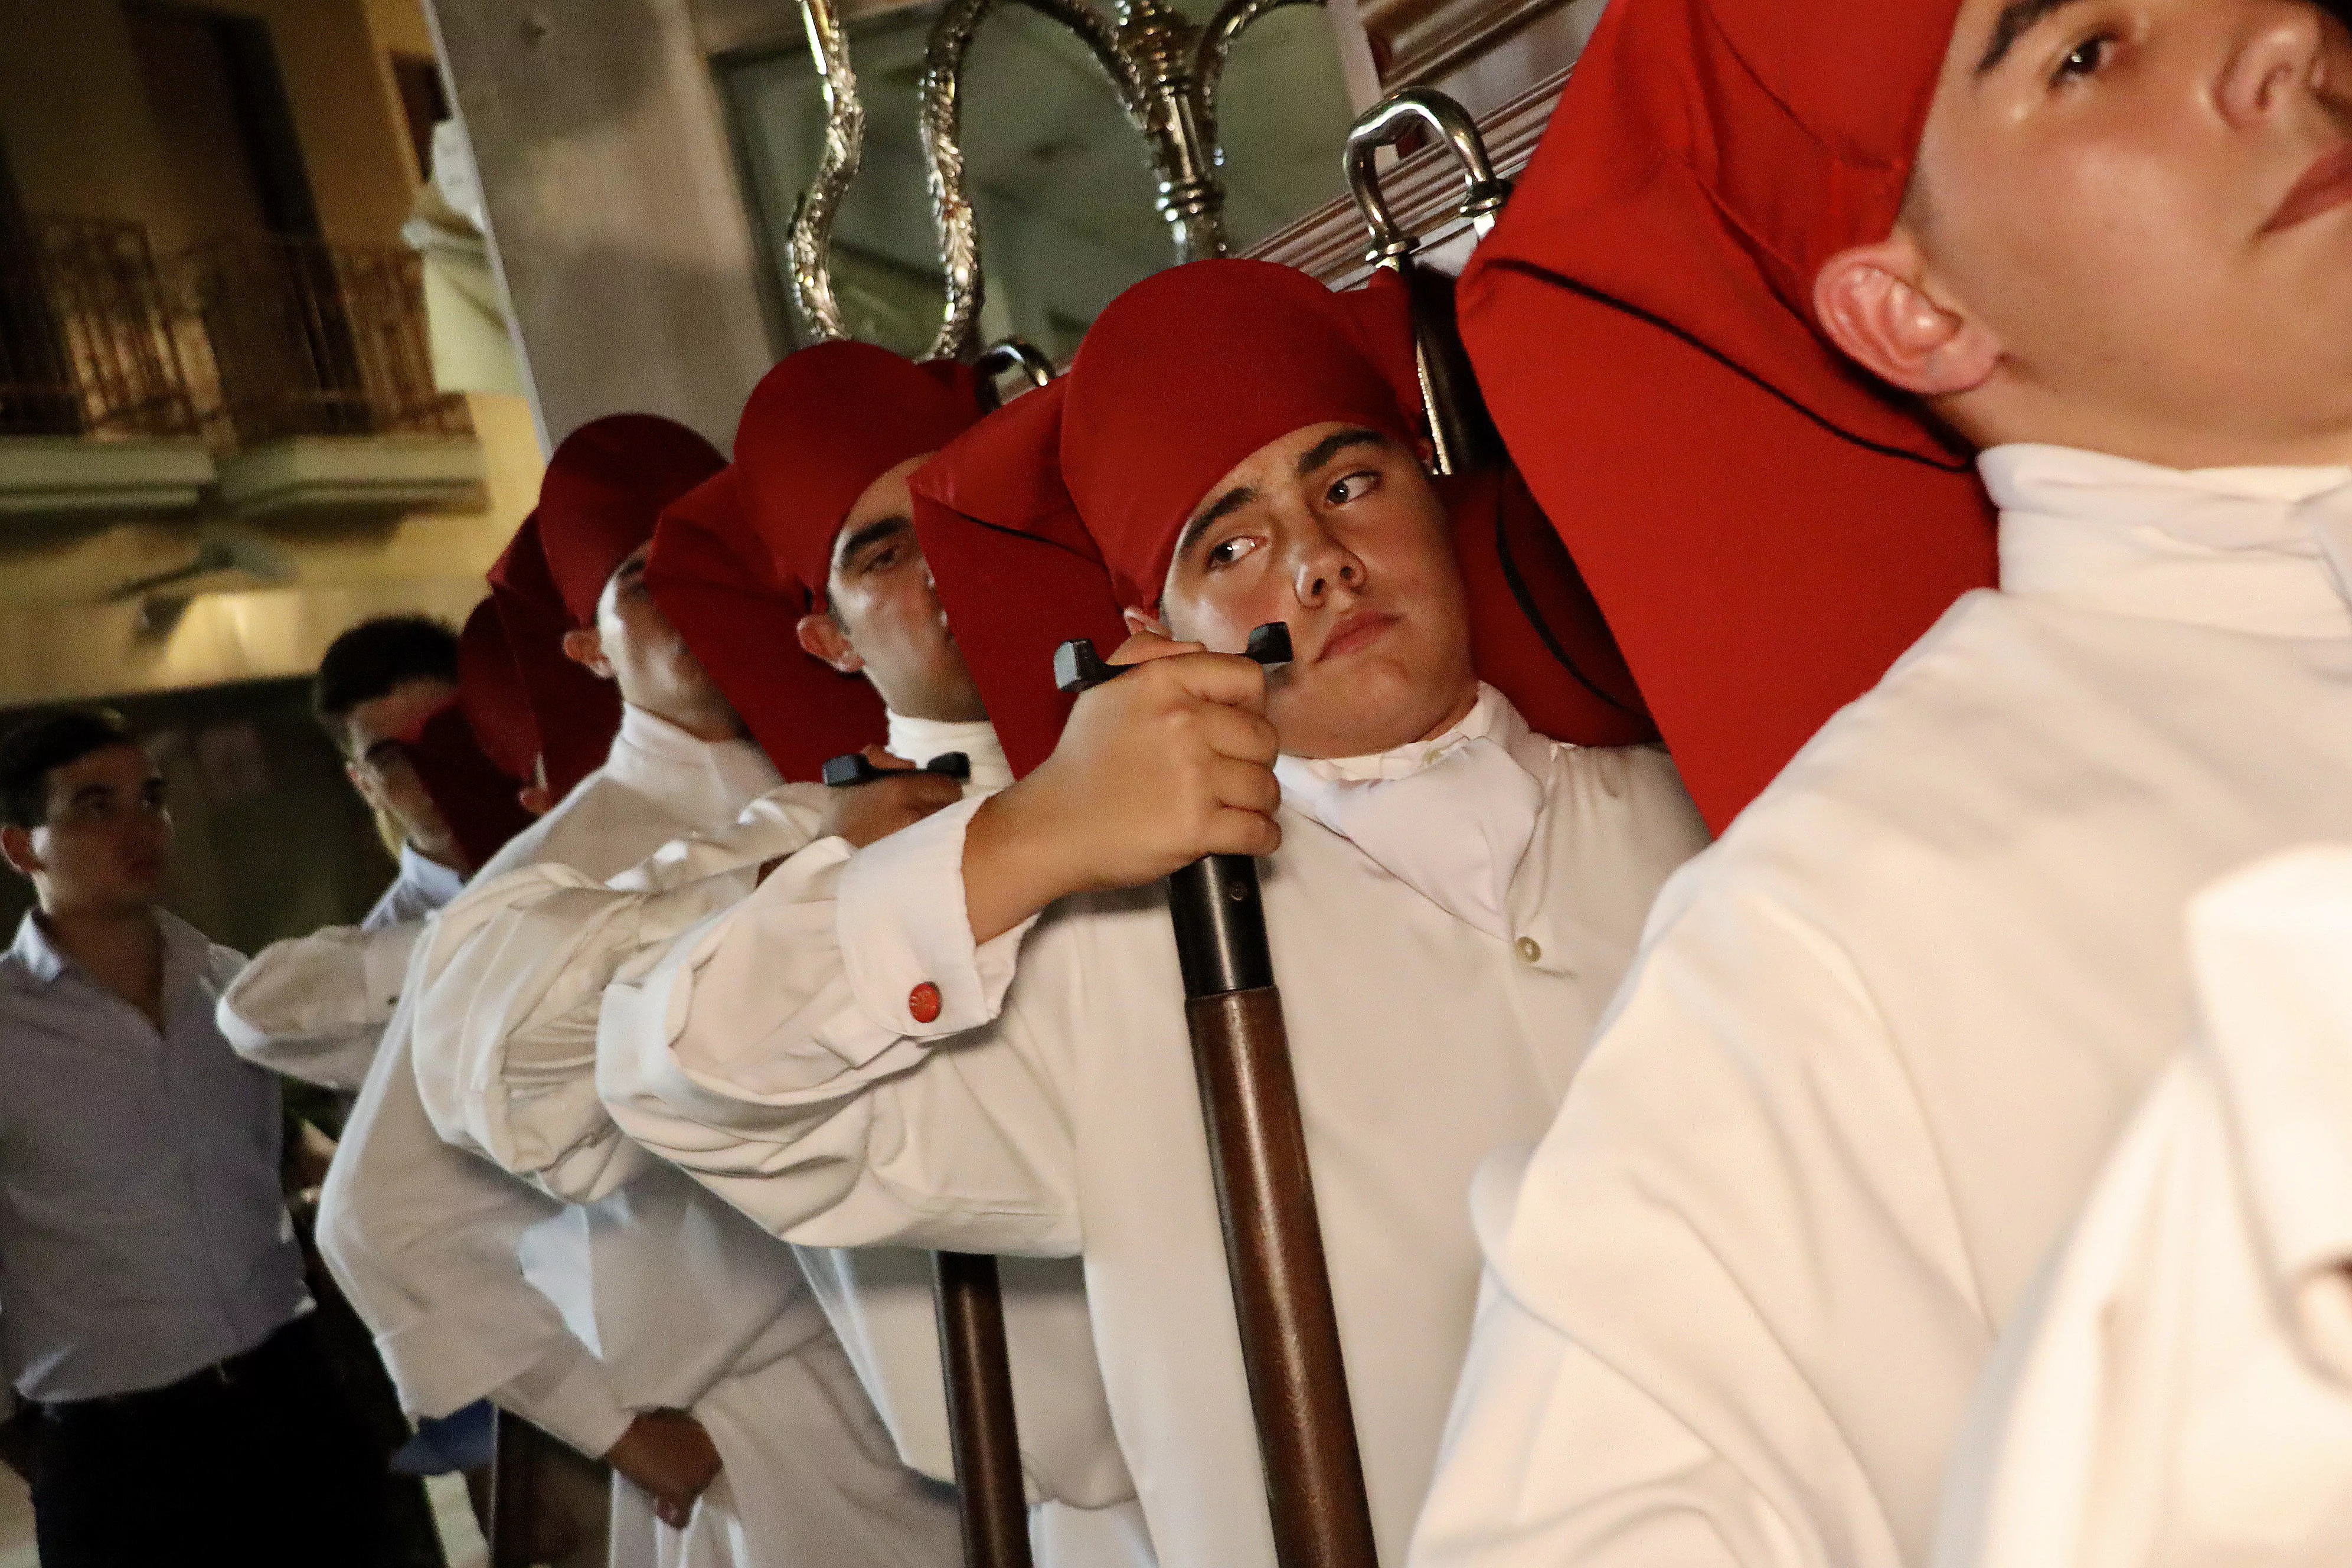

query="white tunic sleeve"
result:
[410,790,827,1205]
[1932,846,2352,1568]
[1411,877,1985,1568]
[319,1012,634,1461]
[600,792,1079,1257]
[215,922,417,1090]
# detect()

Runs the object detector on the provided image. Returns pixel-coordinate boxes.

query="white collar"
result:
[6,907,200,992]
[397,842,467,908]
[886,711,1014,791]
[1272,685,1546,941]
[1280,683,1534,785]
[602,704,782,828]
[1984,443,2352,639]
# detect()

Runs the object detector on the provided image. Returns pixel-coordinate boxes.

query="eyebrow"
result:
[1294,427,1387,476]
[1175,486,1260,566]
[66,784,112,809]
[835,514,911,573]
[1976,0,2086,75]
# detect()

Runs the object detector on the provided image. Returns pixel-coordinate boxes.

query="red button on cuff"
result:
[908,982,943,1025]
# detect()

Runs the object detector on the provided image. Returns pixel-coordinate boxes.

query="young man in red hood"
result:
[1408,3,2352,1566]
[319,414,961,1568]
[596,258,1708,1567]
[407,343,1150,1566]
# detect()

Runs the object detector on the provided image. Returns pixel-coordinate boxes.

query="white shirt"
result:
[218,848,469,1092]
[319,706,805,1461]
[410,716,1142,1524]
[1408,447,2352,1568]
[1933,845,2352,1568]
[600,687,1707,1566]
[365,842,468,933]
[0,912,307,1403]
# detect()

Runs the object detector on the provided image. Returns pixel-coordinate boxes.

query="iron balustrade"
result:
[177,233,472,445]
[0,215,201,440]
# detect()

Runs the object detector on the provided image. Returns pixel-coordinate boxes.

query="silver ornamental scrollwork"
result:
[916,0,1328,362]
[785,0,864,342]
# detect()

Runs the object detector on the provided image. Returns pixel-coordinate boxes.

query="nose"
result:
[1289,518,1367,607]
[2218,1,2327,128]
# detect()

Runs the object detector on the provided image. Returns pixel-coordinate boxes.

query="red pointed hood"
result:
[642,344,984,781]
[1456,0,1998,831]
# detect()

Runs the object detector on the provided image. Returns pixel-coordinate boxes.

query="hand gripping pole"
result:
[824,748,1030,1568]
[1055,625,1380,1568]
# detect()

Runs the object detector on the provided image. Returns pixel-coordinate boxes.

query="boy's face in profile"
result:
[1906,0,2352,457]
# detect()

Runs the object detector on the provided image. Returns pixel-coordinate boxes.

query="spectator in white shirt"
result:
[0,707,382,1567]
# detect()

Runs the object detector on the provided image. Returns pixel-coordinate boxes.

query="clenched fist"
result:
[818,747,967,849]
[604,1409,721,1528]
[962,633,1280,942]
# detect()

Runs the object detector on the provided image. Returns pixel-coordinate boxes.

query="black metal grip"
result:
[1169,857,1274,998]
[1053,621,1293,695]
[821,751,973,788]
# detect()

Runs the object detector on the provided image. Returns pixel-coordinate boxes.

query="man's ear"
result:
[797,612,863,675]
[345,760,387,815]
[0,824,39,881]
[1121,606,1172,641]
[561,626,615,681]
[1813,234,2000,398]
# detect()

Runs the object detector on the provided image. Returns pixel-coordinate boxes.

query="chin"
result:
[1276,665,1449,759]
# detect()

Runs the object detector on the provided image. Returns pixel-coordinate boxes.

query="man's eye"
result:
[1207,535,1259,569]
[2054,34,2113,84]
[1327,471,1377,506]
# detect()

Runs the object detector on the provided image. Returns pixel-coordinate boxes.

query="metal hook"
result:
[1340,88,1511,478]
[1343,87,1512,270]
[972,337,1056,411]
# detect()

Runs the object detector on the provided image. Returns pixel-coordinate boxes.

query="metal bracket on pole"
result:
[1054,624,1380,1568]
[1343,87,1512,476]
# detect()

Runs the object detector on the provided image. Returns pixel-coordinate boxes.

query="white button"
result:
[1515,937,1542,965]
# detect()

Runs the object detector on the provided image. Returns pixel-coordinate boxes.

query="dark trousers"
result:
[30,1316,386,1568]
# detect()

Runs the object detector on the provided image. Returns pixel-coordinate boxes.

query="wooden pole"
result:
[1058,626,1380,1568]
[827,752,1033,1567]
[486,1409,538,1568]
[935,1252,1035,1568]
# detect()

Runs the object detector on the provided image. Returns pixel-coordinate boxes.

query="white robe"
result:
[321,705,959,1568]
[217,835,471,1090]
[600,686,1707,1567]
[1932,845,2352,1568]
[217,918,424,1090]
[409,714,1149,1562]
[1407,447,2352,1568]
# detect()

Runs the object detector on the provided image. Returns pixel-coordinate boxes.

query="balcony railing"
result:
[0,215,201,440]
[0,215,473,459]
[178,234,472,446]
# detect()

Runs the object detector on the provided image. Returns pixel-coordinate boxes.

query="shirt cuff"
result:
[361,923,424,1020]
[835,793,1035,1050]
[495,1344,636,1461]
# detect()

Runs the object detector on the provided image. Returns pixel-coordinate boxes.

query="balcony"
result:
[0,215,214,514]
[181,235,484,516]
[0,217,485,520]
